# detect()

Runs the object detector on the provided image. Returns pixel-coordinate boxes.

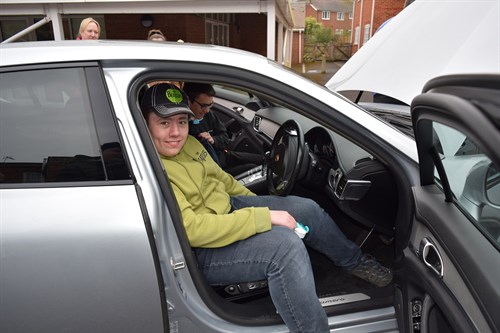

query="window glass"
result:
[432,122,500,248]
[0,67,129,183]
[205,20,229,46]
[0,17,53,42]
[363,24,371,45]
[1,19,30,42]
[354,26,360,45]
[34,18,54,41]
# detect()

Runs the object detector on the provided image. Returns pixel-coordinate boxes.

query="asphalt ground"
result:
[291,60,345,85]
[291,60,372,103]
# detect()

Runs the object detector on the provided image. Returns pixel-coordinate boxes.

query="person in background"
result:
[77,17,100,40]
[145,30,185,90]
[140,83,393,333]
[147,29,166,41]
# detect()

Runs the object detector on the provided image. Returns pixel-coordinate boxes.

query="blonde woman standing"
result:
[77,17,100,40]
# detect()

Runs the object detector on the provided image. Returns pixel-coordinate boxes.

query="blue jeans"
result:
[194,195,362,333]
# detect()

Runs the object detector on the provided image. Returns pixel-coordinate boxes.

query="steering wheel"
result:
[267,119,305,196]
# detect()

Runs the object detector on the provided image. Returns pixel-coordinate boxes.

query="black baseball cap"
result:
[141,83,194,117]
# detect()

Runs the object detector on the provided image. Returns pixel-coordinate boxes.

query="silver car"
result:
[1,40,499,333]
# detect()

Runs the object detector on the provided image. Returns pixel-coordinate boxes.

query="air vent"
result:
[253,115,262,132]
[335,175,347,197]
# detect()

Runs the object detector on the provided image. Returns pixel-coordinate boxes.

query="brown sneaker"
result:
[348,254,393,287]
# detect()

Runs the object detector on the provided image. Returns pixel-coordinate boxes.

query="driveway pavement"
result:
[291,61,345,85]
[291,60,373,103]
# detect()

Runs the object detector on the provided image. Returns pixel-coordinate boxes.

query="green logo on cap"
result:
[165,88,183,104]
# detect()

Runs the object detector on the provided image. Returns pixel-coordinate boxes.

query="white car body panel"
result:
[1,185,165,331]
[0,41,418,162]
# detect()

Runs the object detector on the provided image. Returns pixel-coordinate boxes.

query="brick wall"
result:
[305,4,353,34]
[104,14,202,42]
[235,13,268,57]
[292,30,305,65]
[103,13,267,57]
[351,0,405,54]
[374,0,405,30]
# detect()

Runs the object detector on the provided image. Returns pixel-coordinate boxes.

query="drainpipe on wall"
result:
[267,0,276,60]
[357,0,364,52]
[277,21,284,64]
[370,0,376,38]
[299,29,302,64]
[350,1,355,45]
[283,28,293,67]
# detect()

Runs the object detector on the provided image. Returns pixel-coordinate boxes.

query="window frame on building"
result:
[363,23,371,45]
[203,14,234,46]
[354,26,360,45]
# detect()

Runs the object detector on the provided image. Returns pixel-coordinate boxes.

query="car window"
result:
[433,122,500,248]
[0,66,130,183]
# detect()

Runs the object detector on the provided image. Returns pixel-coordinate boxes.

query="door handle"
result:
[419,237,444,278]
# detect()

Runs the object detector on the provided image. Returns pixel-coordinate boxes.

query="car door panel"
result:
[400,74,500,333]
[400,185,495,333]
[0,63,167,332]
[0,186,166,332]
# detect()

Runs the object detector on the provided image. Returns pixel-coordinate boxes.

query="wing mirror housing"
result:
[485,163,500,207]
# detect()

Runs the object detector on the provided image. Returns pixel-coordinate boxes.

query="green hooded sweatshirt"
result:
[161,136,271,248]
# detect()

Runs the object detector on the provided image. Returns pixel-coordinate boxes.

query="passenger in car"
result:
[183,82,263,175]
[140,83,392,333]
[76,17,100,40]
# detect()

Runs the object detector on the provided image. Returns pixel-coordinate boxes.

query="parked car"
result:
[1,40,499,333]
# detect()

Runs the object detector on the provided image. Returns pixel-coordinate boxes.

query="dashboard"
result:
[305,127,338,167]
[223,99,398,236]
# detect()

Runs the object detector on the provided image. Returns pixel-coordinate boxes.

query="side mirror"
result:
[485,163,500,207]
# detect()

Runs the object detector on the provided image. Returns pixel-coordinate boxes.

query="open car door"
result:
[396,74,500,333]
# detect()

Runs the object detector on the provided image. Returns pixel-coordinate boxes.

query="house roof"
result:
[310,0,353,13]
[1,0,295,63]
[0,0,294,26]
[291,2,306,29]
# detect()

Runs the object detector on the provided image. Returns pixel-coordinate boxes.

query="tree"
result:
[305,17,334,44]
[304,17,335,61]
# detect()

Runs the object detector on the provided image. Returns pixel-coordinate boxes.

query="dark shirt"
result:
[189,111,230,152]
[189,111,262,174]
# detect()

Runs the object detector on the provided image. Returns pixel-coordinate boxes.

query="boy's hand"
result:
[198,131,214,144]
[269,210,297,230]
